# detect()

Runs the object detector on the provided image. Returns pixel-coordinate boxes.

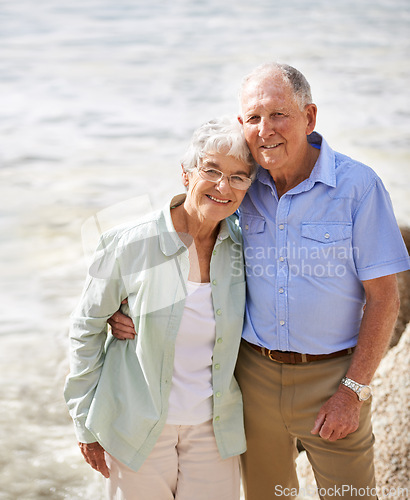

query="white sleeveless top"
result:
[166,280,216,425]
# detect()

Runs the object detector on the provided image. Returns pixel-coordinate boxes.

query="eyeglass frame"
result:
[195,165,252,190]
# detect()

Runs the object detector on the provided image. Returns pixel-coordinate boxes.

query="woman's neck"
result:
[171,204,220,283]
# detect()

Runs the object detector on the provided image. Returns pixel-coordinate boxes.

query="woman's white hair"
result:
[181,115,257,178]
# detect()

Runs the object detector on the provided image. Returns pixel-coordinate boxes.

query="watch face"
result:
[359,386,371,401]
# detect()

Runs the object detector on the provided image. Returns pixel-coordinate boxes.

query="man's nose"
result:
[258,118,274,138]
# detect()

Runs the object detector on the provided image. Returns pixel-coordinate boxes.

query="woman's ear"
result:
[181,165,189,187]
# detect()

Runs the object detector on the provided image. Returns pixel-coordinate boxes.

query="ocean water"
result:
[0,0,409,498]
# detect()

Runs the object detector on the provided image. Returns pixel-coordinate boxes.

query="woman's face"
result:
[183,151,251,224]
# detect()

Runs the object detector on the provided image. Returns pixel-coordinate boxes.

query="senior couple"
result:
[64,63,410,500]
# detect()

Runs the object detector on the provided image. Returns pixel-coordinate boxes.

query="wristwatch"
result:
[340,377,372,401]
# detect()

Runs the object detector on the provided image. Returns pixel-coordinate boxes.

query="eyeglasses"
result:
[196,166,252,190]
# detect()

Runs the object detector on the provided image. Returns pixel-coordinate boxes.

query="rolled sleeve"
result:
[353,178,410,281]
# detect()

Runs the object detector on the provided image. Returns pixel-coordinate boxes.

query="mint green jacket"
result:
[64,195,246,472]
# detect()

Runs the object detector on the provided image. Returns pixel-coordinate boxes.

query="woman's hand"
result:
[79,442,110,478]
[107,299,137,340]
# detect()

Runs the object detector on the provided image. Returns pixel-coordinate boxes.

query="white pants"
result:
[105,420,240,500]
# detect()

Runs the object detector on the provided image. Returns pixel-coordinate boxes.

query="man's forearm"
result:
[311,274,400,440]
[345,274,400,385]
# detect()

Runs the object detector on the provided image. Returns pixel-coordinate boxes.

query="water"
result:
[1,0,409,498]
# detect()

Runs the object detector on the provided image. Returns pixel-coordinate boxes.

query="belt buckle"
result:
[268,350,284,363]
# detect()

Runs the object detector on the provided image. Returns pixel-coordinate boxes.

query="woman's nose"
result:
[216,176,232,193]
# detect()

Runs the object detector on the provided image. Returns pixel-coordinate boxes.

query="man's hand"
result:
[108,299,137,340]
[79,442,110,478]
[311,385,362,441]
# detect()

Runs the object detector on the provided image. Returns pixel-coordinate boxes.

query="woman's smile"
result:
[206,194,231,204]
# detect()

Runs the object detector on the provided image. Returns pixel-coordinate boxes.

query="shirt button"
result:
[280,320,285,326]
[214,416,220,422]
[279,288,284,294]
[214,363,220,370]
[279,257,285,262]
[217,338,223,344]
[245,224,249,230]
[213,250,217,255]
[216,309,222,316]
[324,233,330,239]
[212,279,217,286]
[216,392,222,398]
[279,224,285,230]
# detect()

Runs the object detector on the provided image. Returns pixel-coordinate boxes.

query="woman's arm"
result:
[64,232,126,443]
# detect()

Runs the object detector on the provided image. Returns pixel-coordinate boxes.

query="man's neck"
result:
[270,145,320,198]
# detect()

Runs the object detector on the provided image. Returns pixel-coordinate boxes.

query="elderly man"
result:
[233,63,409,499]
[109,63,410,499]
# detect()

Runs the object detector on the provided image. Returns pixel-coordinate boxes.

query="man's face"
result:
[238,74,316,177]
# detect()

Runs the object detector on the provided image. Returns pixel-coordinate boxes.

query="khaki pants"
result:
[235,340,376,500]
[105,419,240,500]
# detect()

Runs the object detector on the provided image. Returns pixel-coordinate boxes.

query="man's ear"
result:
[305,104,317,135]
[181,165,189,187]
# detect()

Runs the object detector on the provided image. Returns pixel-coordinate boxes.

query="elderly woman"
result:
[64,116,256,500]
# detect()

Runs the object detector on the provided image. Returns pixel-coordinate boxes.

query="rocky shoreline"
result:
[373,323,409,494]
[372,226,410,495]
[391,227,410,347]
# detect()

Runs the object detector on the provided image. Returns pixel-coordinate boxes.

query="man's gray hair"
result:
[181,115,257,178]
[240,62,313,110]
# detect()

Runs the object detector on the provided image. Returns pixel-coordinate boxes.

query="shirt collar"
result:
[158,194,240,256]
[254,131,336,193]
[306,132,336,188]
[218,216,241,245]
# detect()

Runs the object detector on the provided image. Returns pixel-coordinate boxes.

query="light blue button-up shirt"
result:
[239,132,410,354]
[64,195,246,472]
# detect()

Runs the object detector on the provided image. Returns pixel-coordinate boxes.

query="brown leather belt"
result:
[245,340,354,364]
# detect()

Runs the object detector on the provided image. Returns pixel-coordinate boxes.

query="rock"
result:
[372,323,410,493]
[391,227,410,348]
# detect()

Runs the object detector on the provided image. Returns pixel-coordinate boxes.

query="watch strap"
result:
[341,376,372,401]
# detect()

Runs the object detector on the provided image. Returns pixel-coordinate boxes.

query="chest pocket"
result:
[301,223,352,243]
[299,222,353,277]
